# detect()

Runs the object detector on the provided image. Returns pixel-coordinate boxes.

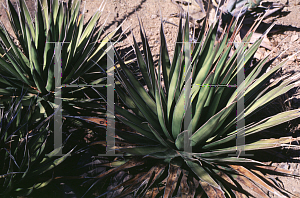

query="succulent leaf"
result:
[110,11,300,197]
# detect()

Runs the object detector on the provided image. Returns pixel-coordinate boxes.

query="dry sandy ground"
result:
[1,0,300,197]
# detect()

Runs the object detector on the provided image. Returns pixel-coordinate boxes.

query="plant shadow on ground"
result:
[244,86,300,164]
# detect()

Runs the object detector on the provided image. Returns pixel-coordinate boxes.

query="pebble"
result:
[279,163,289,170]
[275,37,281,43]
[291,34,299,42]
[286,60,294,65]
[282,45,289,50]
[151,14,158,19]
[286,36,291,42]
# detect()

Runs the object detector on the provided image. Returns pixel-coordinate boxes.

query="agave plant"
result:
[0,91,72,197]
[0,0,121,122]
[88,14,300,197]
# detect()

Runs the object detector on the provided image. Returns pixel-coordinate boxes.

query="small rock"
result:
[151,14,158,19]
[286,36,291,42]
[291,34,299,42]
[283,45,289,50]
[286,60,294,65]
[275,37,281,43]
[279,163,289,170]
[254,47,266,59]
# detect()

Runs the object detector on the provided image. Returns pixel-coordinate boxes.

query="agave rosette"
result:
[0,92,72,197]
[95,14,300,197]
[0,0,121,122]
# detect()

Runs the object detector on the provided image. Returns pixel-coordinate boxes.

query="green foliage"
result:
[97,14,300,197]
[0,92,72,197]
[0,0,120,121]
[0,1,123,196]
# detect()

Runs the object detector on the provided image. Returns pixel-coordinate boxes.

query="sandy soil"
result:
[1,0,300,197]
